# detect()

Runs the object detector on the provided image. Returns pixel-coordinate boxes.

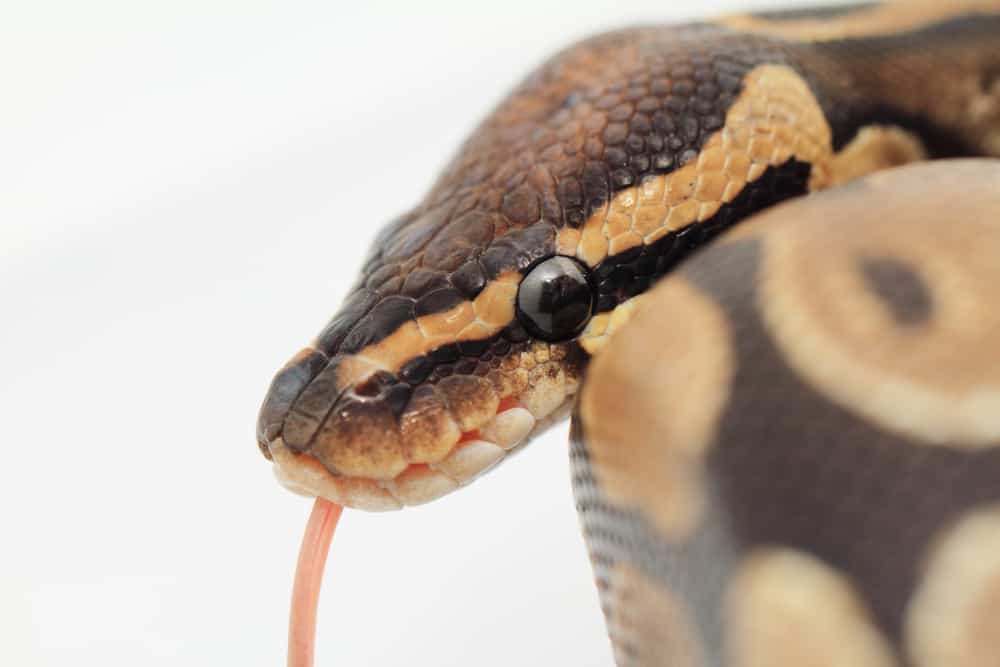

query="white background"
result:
[2,1,848,665]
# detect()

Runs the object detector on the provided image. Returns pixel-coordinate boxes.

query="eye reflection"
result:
[516,256,594,341]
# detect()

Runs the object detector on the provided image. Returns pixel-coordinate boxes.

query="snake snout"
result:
[257,341,545,510]
[256,347,328,459]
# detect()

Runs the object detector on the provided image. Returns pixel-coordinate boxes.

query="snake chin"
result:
[268,398,565,511]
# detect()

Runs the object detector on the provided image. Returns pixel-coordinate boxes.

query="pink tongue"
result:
[288,497,343,667]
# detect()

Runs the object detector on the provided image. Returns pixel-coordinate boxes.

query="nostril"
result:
[354,377,381,398]
[352,371,412,417]
[354,370,399,399]
[256,347,329,454]
[257,438,274,461]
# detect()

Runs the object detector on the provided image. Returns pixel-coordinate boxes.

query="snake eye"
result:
[516,256,594,341]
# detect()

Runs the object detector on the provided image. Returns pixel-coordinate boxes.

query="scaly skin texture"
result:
[257,1,1000,510]
[574,160,1000,666]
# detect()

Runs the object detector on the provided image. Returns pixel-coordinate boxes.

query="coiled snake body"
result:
[257,2,1000,664]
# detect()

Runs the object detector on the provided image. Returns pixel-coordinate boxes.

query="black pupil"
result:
[516,256,594,341]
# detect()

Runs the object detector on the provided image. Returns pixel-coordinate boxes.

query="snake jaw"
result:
[266,398,545,510]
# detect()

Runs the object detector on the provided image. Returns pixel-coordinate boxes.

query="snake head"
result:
[256,27,841,510]
[257,212,599,510]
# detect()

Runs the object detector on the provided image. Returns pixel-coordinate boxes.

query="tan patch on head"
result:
[756,160,1000,448]
[472,277,518,327]
[437,375,499,432]
[607,563,706,667]
[334,271,521,390]
[578,293,649,355]
[718,1,1000,42]
[579,278,733,540]
[905,504,1000,667]
[313,398,407,480]
[420,301,475,343]
[570,64,835,268]
[727,548,898,667]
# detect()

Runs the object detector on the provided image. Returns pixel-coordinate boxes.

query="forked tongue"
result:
[288,497,343,667]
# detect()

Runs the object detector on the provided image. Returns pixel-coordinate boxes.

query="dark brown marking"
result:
[281,357,352,453]
[340,295,416,354]
[314,288,379,355]
[422,210,495,271]
[413,287,465,318]
[501,184,542,224]
[256,347,329,454]
[401,268,448,298]
[859,255,933,326]
[450,260,487,298]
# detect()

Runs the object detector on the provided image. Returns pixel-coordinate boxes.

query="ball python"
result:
[255,1,1000,664]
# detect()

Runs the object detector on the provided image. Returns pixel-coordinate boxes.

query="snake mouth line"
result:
[268,397,541,510]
